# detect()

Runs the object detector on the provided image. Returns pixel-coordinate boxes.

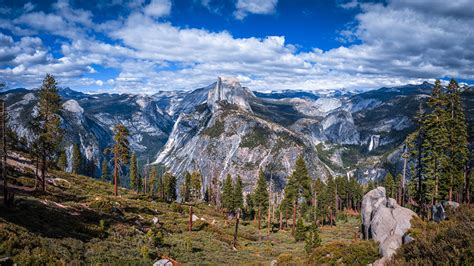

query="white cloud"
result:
[1,0,473,94]
[234,0,278,19]
[144,0,171,18]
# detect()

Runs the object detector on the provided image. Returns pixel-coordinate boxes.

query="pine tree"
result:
[31,74,63,191]
[423,80,450,203]
[190,171,202,201]
[110,123,130,196]
[86,159,96,178]
[384,172,396,199]
[181,172,192,202]
[445,79,469,201]
[57,149,67,171]
[285,172,298,233]
[254,169,269,231]
[294,218,305,242]
[325,176,337,225]
[313,178,325,223]
[72,143,81,175]
[222,174,234,211]
[149,166,157,195]
[130,153,138,191]
[304,223,321,253]
[233,175,244,210]
[163,172,177,202]
[406,104,429,217]
[293,155,312,204]
[101,158,109,182]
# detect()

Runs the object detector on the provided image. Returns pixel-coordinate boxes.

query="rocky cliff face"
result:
[154,77,331,191]
[2,88,174,173]
[3,80,473,188]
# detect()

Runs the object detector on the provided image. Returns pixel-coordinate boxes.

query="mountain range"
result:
[3,78,473,191]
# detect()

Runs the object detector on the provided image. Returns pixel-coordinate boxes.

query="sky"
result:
[0,0,473,93]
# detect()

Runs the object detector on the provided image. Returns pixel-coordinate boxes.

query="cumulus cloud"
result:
[234,0,278,19]
[144,0,172,18]
[0,0,473,93]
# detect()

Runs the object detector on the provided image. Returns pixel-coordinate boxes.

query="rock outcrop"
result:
[361,187,417,260]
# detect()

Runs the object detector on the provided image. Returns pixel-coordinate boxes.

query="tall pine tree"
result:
[233,175,244,210]
[57,149,67,172]
[222,174,234,211]
[101,158,109,182]
[383,172,396,199]
[32,74,63,191]
[254,169,269,231]
[446,79,469,201]
[72,143,81,175]
[130,153,138,191]
[110,123,129,196]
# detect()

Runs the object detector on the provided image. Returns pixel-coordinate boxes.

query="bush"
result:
[392,205,474,265]
[275,253,305,265]
[308,240,380,265]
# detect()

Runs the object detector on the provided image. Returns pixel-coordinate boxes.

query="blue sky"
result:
[0,0,473,93]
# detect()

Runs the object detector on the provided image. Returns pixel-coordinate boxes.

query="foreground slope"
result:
[1,153,373,265]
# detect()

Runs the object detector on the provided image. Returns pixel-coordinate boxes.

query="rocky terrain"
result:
[3,78,473,190]
[361,187,416,264]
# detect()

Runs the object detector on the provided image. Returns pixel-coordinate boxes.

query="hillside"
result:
[0,152,378,265]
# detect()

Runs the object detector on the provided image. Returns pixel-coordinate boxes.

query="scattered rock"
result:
[403,234,414,244]
[432,203,445,222]
[152,217,159,225]
[432,200,460,223]
[361,187,417,261]
[192,214,199,222]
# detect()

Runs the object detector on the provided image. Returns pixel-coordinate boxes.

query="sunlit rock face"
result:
[207,76,255,113]
[6,80,471,189]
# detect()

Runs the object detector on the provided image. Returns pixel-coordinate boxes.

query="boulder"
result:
[431,200,460,223]
[432,203,445,222]
[361,187,417,261]
[152,217,159,225]
[379,235,402,258]
[192,214,199,222]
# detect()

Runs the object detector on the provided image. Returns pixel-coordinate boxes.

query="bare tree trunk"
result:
[257,206,261,231]
[41,154,46,192]
[464,165,471,203]
[401,150,408,206]
[267,204,271,235]
[34,157,39,189]
[114,152,118,196]
[292,201,297,236]
[279,211,283,231]
[233,209,240,249]
[189,206,193,232]
[257,206,261,240]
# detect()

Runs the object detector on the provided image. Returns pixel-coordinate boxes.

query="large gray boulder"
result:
[361,187,417,260]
